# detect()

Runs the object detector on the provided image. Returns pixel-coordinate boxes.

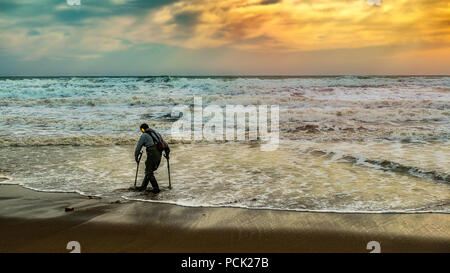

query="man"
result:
[134,123,170,194]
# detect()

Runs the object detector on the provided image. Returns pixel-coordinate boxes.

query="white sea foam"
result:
[0,142,448,213]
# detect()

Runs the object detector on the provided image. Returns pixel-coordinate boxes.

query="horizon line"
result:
[0,74,449,78]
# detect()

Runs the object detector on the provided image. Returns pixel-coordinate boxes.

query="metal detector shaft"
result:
[165,154,172,189]
[134,151,143,187]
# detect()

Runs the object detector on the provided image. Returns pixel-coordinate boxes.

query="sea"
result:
[0,76,448,213]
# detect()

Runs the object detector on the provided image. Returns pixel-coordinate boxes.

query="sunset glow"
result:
[0,0,449,75]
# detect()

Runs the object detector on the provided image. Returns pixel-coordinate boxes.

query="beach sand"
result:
[0,184,448,253]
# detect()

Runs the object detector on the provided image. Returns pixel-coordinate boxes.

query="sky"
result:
[0,0,449,75]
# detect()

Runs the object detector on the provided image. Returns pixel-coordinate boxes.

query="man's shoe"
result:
[150,188,160,194]
[130,186,145,192]
[145,188,160,194]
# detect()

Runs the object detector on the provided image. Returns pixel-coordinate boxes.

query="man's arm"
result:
[134,134,146,161]
[157,132,170,156]
[163,140,170,157]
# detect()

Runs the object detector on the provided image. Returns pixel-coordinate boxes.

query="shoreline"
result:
[0,184,449,253]
[2,180,449,215]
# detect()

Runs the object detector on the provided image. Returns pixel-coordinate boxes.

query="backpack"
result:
[146,129,165,153]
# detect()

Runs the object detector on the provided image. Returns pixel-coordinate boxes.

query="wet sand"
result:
[0,184,448,253]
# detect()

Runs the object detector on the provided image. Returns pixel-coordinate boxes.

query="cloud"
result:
[173,11,201,26]
[0,0,449,71]
[0,0,181,59]
[118,0,449,53]
[259,0,282,5]
[0,0,180,25]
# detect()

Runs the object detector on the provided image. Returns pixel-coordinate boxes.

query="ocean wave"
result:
[0,94,235,107]
[120,195,450,214]
[0,137,138,147]
[282,122,450,143]
[1,76,449,101]
[1,140,448,214]
[1,181,447,214]
[311,150,450,183]
[0,126,448,147]
[0,136,240,147]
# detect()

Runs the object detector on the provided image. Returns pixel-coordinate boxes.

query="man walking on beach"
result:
[134,123,170,194]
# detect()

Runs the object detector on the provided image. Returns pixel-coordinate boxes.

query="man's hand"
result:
[164,147,170,159]
[135,151,143,163]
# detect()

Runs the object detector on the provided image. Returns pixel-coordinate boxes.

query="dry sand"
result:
[0,184,448,253]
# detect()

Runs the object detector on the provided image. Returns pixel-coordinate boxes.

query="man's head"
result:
[140,123,149,133]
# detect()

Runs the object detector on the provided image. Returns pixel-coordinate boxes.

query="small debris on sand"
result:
[86,196,102,200]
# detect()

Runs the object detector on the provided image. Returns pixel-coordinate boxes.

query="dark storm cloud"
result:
[0,0,181,25]
[173,11,201,26]
[167,11,202,40]
[259,0,282,5]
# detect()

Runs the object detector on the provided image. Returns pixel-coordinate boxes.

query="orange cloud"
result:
[119,0,449,53]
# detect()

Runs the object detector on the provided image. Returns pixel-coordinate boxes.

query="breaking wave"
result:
[311,149,450,183]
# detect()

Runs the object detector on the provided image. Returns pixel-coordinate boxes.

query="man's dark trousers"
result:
[137,145,162,191]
